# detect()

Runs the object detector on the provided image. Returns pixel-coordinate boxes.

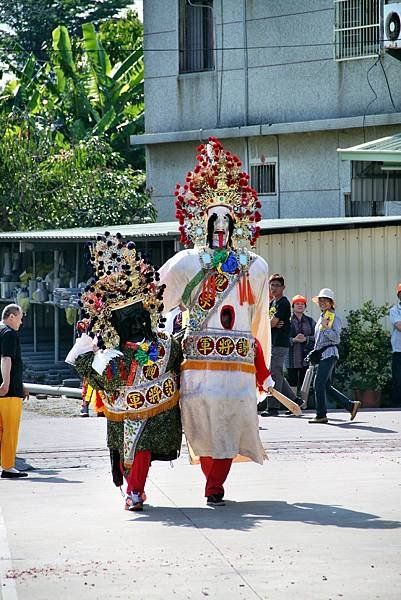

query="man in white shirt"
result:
[389,283,401,406]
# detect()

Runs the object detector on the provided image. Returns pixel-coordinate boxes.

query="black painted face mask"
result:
[111,301,153,345]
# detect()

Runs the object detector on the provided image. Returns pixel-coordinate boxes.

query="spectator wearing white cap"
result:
[308,288,360,424]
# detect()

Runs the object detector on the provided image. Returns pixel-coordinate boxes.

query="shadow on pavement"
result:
[327,423,398,434]
[10,458,83,483]
[129,500,401,531]
[2,475,84,483]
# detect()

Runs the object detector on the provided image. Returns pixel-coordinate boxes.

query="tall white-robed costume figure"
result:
[159,138,272,503]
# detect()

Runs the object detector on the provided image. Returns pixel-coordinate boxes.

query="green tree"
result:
[0,25,144,163]
[0,116,155,231]
[98,10,143,65]
[0,0,134,66]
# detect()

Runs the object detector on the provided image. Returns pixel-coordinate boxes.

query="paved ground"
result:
[1,400,401,600]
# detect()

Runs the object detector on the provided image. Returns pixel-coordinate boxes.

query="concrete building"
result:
[131,0,401,222]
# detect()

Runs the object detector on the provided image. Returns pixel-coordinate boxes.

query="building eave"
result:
[130,112,401,146]
[337,133,401,163]
[0,222,180,243]
[1,217,399,243]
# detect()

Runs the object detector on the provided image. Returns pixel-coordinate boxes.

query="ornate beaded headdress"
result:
[174,137,262,248]
[79,232,165,349]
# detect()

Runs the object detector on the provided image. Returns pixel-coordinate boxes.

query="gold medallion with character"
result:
[146,385,163,405]
[127,391,145,409]
[216,337,235,356]
[196,336,215,355]
[198,291,215,310]
[143,364,160,380]
[215,273,229,292]
[163,378,176,398]
[236,338,250,357]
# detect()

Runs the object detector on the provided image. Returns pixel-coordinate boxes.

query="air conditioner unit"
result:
[384,3,401,49]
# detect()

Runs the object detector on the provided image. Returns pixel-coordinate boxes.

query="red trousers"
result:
[124,450,151,495]
[199,456,233,497]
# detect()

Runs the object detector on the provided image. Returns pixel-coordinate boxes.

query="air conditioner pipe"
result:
[25,383,83,399]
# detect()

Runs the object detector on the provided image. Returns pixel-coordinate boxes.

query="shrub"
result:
[334,301,392,391]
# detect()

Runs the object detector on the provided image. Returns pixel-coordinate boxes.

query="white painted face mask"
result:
[208,205,231,249]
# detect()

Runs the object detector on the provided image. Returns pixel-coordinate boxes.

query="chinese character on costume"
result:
[66,233,182,512]
[159,137,274,506]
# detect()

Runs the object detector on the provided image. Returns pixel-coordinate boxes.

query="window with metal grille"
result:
[334,0,380,61]
[344,160,398,216]
[250,163,277,195]
[179,0,214,73]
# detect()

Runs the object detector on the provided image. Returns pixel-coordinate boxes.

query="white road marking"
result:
[0,506,18,600]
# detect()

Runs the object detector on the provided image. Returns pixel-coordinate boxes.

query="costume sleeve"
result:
[74,352,107,391]
[0,331,17,359]
[249,256,271,368]
[254,339,271,389]
[158,250,199,312]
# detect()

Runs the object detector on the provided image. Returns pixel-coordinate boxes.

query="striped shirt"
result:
[313,312,341,361]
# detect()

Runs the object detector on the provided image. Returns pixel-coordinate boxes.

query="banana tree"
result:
[0,24,144,152]
[51,24,144,145]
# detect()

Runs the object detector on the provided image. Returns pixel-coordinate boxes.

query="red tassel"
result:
[246,274,255,305]
[94,390,104,411]
[239,274,245,305]
[200,276,207,303]
[106,364,112,381]
[210,274,216,302]
[119,359,127,381]
[127,360,137,386]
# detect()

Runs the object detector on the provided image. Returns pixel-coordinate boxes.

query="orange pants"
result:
[0,397,23,470]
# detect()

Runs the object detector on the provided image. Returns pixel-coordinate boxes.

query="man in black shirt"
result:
[0,304,28,478]
[263,274,299,416]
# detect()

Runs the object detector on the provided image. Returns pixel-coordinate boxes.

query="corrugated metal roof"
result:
[338,133,401,162]
[0,216,399,242]
[0,222,180,242]
[261,216,401,233]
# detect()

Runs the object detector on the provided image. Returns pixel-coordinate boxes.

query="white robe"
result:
[159,248,271,464]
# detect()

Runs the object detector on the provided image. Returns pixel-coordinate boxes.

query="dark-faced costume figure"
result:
[66,233,182,511]
[159,138,273,506]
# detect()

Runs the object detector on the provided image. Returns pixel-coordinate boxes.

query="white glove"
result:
[263,375,275,390]
[92,349,123,375]
[65,334,96,365]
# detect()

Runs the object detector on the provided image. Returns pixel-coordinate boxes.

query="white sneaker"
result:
[124,491,145,511]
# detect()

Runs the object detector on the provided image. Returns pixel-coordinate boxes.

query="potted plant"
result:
[336,301,392,407]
